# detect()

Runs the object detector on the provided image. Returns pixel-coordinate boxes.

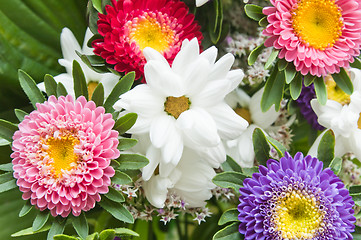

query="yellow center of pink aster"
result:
[45,135,79,178]
[291,0,343,50]
[129,14,175,53]
[325,75,351,105]
[164,96,190,119]
[274,190,324,239]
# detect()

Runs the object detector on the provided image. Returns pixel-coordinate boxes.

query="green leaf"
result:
[353,226,361,239]
[91,83,104,106]
[0,179,17,193]
[91,0,103,13]
[72,212,88,240]
[304,74,316,86]
[0,119,18,142]
[350,185,361,195]
[105,187,125,203]
[112,170,132,185]
[0,172,13,184]
[116,154,149,170]
[76,52,108,73]
[261,67,285,112]
[314,76,327,105]
[103,72,135,112]
[47,218,66,240]
[86,233,99,240]
[32,211,50,231]
[99,229,115,240]
[73,60,88,100]
[350,57,361,69]
[117,138,138,151]
[244,4,264,21]
[18,70,46,108]
[213,222,243,240]
[264,49,279,70]
[266,136,286,158]
[57,82,68,97]
[332,68,353,95]
[11,224,51,237]
[19,201,33,217]
[44,74,57,97]
[221,156,242,173]
[218,208,239,226]
[114,227,139,237]
[99,198,134,223]
[248,44,265,66]
[0,163,13,172]
[317,129,335,168]
[241,167,259,177]
[54,234,79,240]
[252,128,270,166]
[208,0,224,44]
[329,157,342,175]
[258,16,268,27]
[14,109,28,122]
[284,64,296,84]
[113,113,138,135]
[0,138,10,146]
[212,171,247,190]
[290,73,303,100]
[277,59,288,71]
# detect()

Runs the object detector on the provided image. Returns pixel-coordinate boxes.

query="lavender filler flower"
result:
[238,152,355,239]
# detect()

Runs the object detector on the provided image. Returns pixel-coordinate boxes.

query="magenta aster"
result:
[92,0,203,81]
[11,95,119,217]
[262,0,361,76]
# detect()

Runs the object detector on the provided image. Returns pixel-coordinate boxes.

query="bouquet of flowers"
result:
[1,0,361,239]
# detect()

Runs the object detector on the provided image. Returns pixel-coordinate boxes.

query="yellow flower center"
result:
[325,75,350,105]
[274,190,324,239]
[45,135,79,178]
[88,82,98,100]
[129,14,175,53]
[234,107,252,124]
[291,0,343,50]
[164,96,190,119]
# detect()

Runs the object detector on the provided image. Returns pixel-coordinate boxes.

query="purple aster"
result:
[114,237,121,240]
[238,152,356,239]
[296,84,325,131]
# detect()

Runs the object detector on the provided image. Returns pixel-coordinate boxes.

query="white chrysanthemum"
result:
[224,87,281,167]
[309,68,361,159]
[196,0,210,7]
[38,28,119,98]
[115,38,248,168]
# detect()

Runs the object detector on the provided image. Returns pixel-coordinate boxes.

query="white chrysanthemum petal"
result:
[81,28,95,55]
[208,53,235,81]
[236,125,257,168]
[195,0,210,7]
[100,73,121,97]
[198,143,227,168]
[150,115,176,148]
[143,175,174,208]
[199,46,218,65]
[143,47,169,65]
[162,132,183,165]
[172,38,200,76]
[226,69,244,92]
[60,28,82,71]
[183,58,211,96]
[53,74,75,96]
[142,145,161,181]
[192,80,232,107]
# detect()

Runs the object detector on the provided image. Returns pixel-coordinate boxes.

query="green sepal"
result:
[213,222,243,240]
[314,76,327,105]
[266,136,286,158]
[57,82,68,97]
[117,138,138,151]
[0,163,13,172]
[104,187,125,203]
[91,83,104,107]
[290,73,303,100]
[19,201,33,217]
[18,70,46,108]
[248,44,265,66]
[212,171,247,190]
[261,66,285,112]
[221,156,242,173]
[53,234,79,240]
[329,157,342,175]
[99,229,115,240]
[71,212,88,240]
[114,227,139,237]
[252,128,270,166]
[32,211,50,231]
[317,129,335,168]
[113,113,138,135]
[44,74,57,97]
[47,218,66,240]
[244,4,265,21]
[116,154,149,170]
[0,119,18,142]
[111,170,132,185]
[264,49,279,70]
[73,60,88,100]
[15,109,28,122]
[0,179,17,193]
[98,198,134,223]
[304,74,316,86]
[331,67,353,95]
[284,64,296,84]
[218,208,239,226]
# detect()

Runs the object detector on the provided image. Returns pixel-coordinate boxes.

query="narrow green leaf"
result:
[99,229,115,240]
[252,128,270,166]
[54,234,79,240]
[99,198,134,223]
[0,119,18,142]
[221,156,242,173]
[350,57,361,69]
[277,59,288,71]
[72,212,89,240]
[0,138,10,146]
[11,224,51,237]
[290,73,303,100]
[91,0,103,13]
[114,227,139,237]
[248,44,265,66]
[332,68,353,95]
[87,0,99,34]
[105,187,125,203]
[241,167,259,177]
[0,163,13,172]
[117,154,149,170]
[218,208,239,226]
[18,70,46,108]
[213,222,243,240]
[244,4,264,21]
[350,185,361,195]
[91,83,104,106]
[261,67,285,112]
[0,179,17,193]
[212,171,247,190]
[258,16,268,27]
[47,218,66,240]
[266,136,286,158]
[111,159,121,169]
[113,113,138,135]
[264,49,279,70]
[117,138,138,151]
[103,72,135,112]
[33,211,50,231]
[284,64,296,84]
[19,201,33,217]
[329,157,342,175]
[314,77,327,105]
[76,52,108,73]
[112,170,132,185]
[317,129,335,168]
[0,172,13,184]
[73,60,88,100]
[14,109,28,122]
[304,74,316,86]
[44,74,57,97]
[57,82,68,97]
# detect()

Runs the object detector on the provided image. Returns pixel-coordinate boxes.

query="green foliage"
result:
[91,83,105,106]
[213,222,243,240]
[303,74,316,86]
[350,185,361,207]
[261,65,285,112]
[71,213,89,240]
[47,218,66,240]
[221,156,242,173]
[329,157,342,175]
[104,187,125,203]
[317,130,335,168]
[18,70,46,108]
[44,74,58,97]
[117,138,138,151]
[0,162,13,171]
[76,51,109,73]
[212,172,247,190]
[244,4,264,21]
[350,57,361,69]
[57,82,68,97]
[116,154,149,170]
[98,198,134,223]
[113,113,138,135]
[290,73,303,100]
[266,136,286,158]
[248,44,265,66]
[14,109,28,122]
[264,49,279,69]
[99,229,115,240]
[19,201,33,217]
[32,211,50,231]
[0,119,18,142]
[91,0,103,14]
[218,208,239,226]
[0,179,17,193]
[73,60,89,100]
[332,67,353,95]
[208,0,224,44]
[112,170,132,185]
[314,77,327,105]
[54,234,79,240]
[252,128,270,166]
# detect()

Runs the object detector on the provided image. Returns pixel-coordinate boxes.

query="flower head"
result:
[92,0,203,80]
[11,95,119,217]
[263,0,361,76]
[238,152,356,239]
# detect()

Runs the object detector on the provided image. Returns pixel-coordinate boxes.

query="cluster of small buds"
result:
[211,186,236,201]
[340,154,361,186]
[159,210,178,225]
[191,207,212,225]
[113,184,139,200]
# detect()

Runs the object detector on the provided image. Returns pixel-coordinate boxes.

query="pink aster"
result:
[92,0,203,81]
[11,95,119,217]
[262,0,361,76]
